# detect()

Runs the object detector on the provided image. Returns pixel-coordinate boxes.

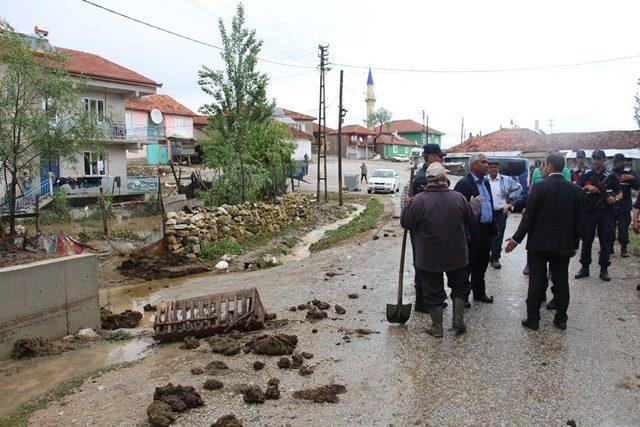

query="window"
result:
[292,123,303,131]
[393,145,398,154]
[83,152,105,176]
[83,98,105,118]
[172,117,186,137]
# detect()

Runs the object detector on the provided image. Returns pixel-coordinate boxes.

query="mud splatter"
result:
[293,384,347,403]
[246,334,298,355]
[181,336,200,350]
[211,414,243,427]
[203,378,224,390]
[208,336,241,355]
[153,383,204,412]
[306,308,328,320]
[242,385,265,404]
[101,308,142,330]
[334,305,346,315]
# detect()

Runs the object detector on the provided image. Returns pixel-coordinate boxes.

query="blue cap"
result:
[591,149,606,159]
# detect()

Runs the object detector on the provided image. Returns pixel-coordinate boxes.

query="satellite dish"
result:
[150,109,163,124]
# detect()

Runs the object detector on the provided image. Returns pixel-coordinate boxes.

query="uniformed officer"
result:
[610,153,640,257]
[575,150,623,281]
[571,150,588,183]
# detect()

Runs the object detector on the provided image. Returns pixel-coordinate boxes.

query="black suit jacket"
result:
[512,174,583,256]
[453,173,497,239]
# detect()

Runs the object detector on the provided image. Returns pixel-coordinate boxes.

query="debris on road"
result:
[101,308,142,330]
[291,353,304,368]
[203,378,224,390]
[151,383,204,422]
[301,351,314,359]
[208,335,242,355]
[253,361,265,370]
[211,414,243,427]
[119,252,209,280]
[190,367,204,375]
[242,385,266,404]
[348,293,359,299]
[181,336,200,350]
[299,365,315,376]
[12,337,60,359]
[143,303,157,312]
[246,333,298,355]
[277,357,292,369]
[306,308,328,320]
[293,384,347,403]
[311,299,331,310]
[334,305,346,315]
[205,360,229,374]
[147,401,175,426]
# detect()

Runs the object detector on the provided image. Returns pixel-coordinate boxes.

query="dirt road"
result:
[21,204,640,426]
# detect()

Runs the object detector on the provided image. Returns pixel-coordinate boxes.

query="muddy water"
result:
[100,203,366,323]
[0,338,153,419]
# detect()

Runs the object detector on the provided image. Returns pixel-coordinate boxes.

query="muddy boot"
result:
[599,267,611,282]
[452,297,466,335]
[621,244,629,258]
[425,306,444,338]
[414,287,428,313]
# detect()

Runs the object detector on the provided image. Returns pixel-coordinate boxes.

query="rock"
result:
[263,255,278,266]
[306,308,328,320]
[221,254,231,262]
[265,386,280,400]
[76,328,99,340]
[165,218,177,226]
[334,305,346,315]
[203,378,224,390]
[299,365,315,376]
[192,244,201,254]
[312,328,318,333]
[166,211,178,219]
[277,357,292,369]
[242,385,265,404]
[289,306,297,312]
[208,336,241,355]
[205,360,229,374]
[211,414,243,427]
[143,303,157,312]
[373,235,380,240]
[153,383,204,412]
[246,334,298,355]
[215,261,229,271]
[253,361,265,371]
[181,336,200,350]
[173,224,188,230]
[147,401,175,426]
[293,384,347,403]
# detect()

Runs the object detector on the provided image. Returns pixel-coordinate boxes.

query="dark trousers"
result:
[419,266,470,310]
[490,210,508,262]
[580,210,615,267]
[612,210,631,246]
[409,231,423,290]
[468,223,492,296]
[527,251,570,323]
[360,173,367,183]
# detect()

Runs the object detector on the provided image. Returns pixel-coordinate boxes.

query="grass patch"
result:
[110,230,146,242]
[309,198,383,253]
[629,231,640,256]
[0,362,134,427]
[198,237,244,261]
[104,330,132,342]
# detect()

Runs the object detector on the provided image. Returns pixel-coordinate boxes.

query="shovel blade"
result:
[386,303,412,324]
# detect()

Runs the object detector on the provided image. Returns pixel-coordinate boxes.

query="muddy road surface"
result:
[21,211,640,425]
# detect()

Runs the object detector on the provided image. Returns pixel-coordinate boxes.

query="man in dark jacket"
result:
[505,153,583,330]
[453,153,497,303]
[401,163,481,337]
[610,153,639,257]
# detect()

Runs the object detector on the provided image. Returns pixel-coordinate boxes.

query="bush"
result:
[50,192,71,221]
[198,237,243,261]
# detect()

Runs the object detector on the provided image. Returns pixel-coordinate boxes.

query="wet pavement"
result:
[17,210,640,425]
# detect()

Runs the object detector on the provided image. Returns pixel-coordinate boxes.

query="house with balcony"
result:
[125,94,198,165]
[327,125,377,159]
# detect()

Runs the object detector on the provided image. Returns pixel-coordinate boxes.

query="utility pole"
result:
[460,116,465,143]
[337,70,347,206]
[548,118,555,134]
[316,44,329,203]
[422,110,426,145]
[425,115,429,146]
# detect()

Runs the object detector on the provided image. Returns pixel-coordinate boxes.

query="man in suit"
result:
[505,153,583,330]
[453,153,497,304]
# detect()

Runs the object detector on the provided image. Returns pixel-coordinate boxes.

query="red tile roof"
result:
[311,123,336,134]
[287,125,315,142]
[193,115,208,126]
[372,133,419,147]
[375,119,444,136]
[125,94,196,116]
[328,124,377,136]
[283,108,316,121]
[57,47,161,87]
[448,128,640,153]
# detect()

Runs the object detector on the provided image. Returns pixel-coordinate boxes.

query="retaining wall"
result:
[0,253,100,359]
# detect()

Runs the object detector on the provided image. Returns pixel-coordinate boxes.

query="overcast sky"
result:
[4,0,640,147]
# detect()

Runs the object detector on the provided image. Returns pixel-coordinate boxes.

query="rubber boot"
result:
[621,244,629,258]
[425,306,444,338]
[452,297,466,334]
[414,287,428,313]
[599,267,611,282]
[574,266,590,279]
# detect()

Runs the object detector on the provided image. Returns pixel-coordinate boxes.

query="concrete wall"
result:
[0,254,100,359]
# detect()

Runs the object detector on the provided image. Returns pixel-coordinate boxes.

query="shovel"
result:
[386,165,416,324]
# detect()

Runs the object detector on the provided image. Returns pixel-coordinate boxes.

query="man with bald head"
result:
[453,153,497,304]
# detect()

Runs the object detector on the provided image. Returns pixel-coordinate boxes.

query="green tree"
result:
[368,107,392,133]
[198,3,273,203]
[0,21,104,237]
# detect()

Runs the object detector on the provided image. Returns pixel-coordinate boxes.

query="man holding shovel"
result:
[401,163,481,337]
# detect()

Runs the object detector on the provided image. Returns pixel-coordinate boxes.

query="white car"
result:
[367,169,400,194]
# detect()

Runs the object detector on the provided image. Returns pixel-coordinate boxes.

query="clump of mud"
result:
[265,385,280,400]
[334,305,346,315]
[246,334,298,355]
[311,299,331,310]
[297,303,311,310]
[152,383,204,413]
[306,308,328,320]
[101,308,142,330]
[302,351,314,359]
[207,336,241,355]
[212,414,243,427]
[277,357,292,369]
[12,337,60,359]
[289,306,298,312]
[267,378,280,387]
[299,365,315,376]
[143,303,157,312]
[119,252,210,280]
[265,313,277,321]
[253,361,265,370]
[203,378,224,390]
[243,385,265,404]
[147,401,175,426]
[347,293,359,299]
[293,384,347,403]
[291,353,304,368]
[205,360,229,374]
[181,336,200,350]
[191,367,204,375]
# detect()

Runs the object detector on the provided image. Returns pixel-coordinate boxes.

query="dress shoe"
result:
[490,260,501,269]
[473,294,494,303]
[546,299,556,310]
[465,300,471,308]
[553,319,567,330]
[574,267,590,279]
[522,264,529,275]
[441,301,448,309]
[599,267,611,282]
[521,319,539,331]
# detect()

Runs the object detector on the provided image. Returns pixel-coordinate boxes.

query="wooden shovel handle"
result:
[397,165,416,306]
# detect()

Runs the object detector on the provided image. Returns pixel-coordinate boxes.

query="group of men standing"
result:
[401,144,639,336]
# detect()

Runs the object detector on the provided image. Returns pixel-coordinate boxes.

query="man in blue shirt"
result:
[454,153,497,303]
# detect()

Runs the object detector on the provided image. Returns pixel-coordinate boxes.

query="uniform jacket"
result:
[453,173,498,239]
[512,174,583,257]
[611,167,640,212]
[577,168,622,212]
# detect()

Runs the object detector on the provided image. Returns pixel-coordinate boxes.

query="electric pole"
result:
[425,114,429,146]
[316,45,329,203]
[460,116,465,143]
[337,70,346,206]
[422,110,426,145]
[548,119,555,134]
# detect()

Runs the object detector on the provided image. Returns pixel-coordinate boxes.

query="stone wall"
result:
[165,193,311,254]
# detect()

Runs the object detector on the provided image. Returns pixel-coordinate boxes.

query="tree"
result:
[368,107,393,134]
[635,78,640,128]
[0,21,104,238]
[198,3,273,203]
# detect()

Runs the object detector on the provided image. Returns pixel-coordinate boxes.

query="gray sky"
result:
[3,0,640,147]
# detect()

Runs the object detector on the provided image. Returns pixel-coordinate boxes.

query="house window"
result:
[83,152,105,176]
[83,98,105,118]
[292,123,303,131]
[174,117,186,137]
[393,145,398,154]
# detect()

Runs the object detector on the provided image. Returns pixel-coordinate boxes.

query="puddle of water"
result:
[0,338,152,419]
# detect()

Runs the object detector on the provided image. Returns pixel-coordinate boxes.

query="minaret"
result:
[365,68,376,129]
